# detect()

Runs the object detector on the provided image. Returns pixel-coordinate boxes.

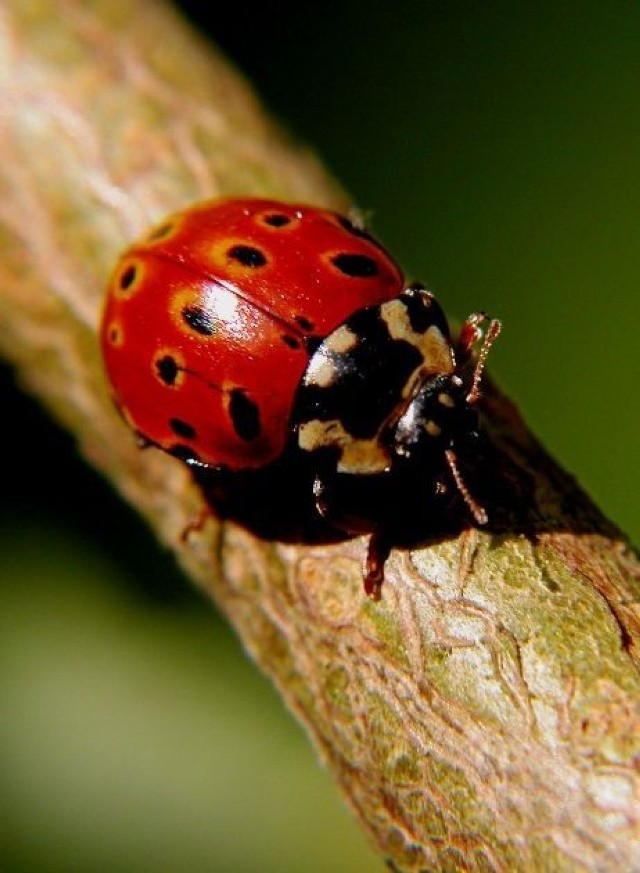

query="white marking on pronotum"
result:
[298,419,390,474]
[425,420,442,438]
[324,324,359,354]
[305,324,359,387]
[305,354,338,388]
[380,299,455,376]
[437,392,455,408]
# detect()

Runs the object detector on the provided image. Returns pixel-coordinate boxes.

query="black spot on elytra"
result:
[331,253,379,278]
[169,444,201,463]
[227,244,267,268]
[295,315,314,331]
[282,335,301,350]
[169,418,197,439]
[229,389,261,441]
[156,355,179,385]
[182,305,215,336]
[120,264,137,290]
[263,213,291,227]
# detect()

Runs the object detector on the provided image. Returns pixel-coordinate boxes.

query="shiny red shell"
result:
[101,197,404,470]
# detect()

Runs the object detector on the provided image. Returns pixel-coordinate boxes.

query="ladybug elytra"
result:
[101,197,500,598]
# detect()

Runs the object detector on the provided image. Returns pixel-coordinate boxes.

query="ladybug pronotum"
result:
[101,197,500,598]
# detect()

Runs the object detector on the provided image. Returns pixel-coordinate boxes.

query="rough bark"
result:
[1,2,639,870]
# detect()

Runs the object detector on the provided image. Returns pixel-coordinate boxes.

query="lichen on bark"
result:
[1,1,639,870]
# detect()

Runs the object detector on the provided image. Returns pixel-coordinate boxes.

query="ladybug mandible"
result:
[101,197,500,599]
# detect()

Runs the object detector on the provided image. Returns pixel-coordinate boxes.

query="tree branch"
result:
[1,1,639,869]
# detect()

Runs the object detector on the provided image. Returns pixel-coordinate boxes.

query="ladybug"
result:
[101,197,500,598]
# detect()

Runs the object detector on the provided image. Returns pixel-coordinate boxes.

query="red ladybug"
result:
[101,197,500,598]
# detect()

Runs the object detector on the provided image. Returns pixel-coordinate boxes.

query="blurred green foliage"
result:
[1,3,638,870]
[0,517,375,871]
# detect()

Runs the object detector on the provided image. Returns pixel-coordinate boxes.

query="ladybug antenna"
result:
[467,317,501,405]
[445,448,488,525]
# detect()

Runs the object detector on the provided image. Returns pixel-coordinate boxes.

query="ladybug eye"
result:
[331,253,379,278]
[227,244,268,268]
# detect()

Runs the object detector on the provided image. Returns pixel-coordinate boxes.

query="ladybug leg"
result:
[313,475,390,599]
[184,457,233,503]
[364,534,391,601]
[180,504,214,544]
[179,458,227,543]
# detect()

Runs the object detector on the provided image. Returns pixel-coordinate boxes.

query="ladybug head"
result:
[391,315,501,523]
[394,372,478,455]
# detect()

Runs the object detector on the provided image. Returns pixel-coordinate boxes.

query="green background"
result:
[2,3,638,870]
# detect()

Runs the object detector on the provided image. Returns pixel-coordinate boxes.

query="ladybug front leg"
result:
[364,534,392,601]
[180,504,214,544]
[313,474,391,600]
[179,458,228,543]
